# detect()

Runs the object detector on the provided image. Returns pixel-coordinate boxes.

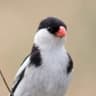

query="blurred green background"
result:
[0,0,96,96]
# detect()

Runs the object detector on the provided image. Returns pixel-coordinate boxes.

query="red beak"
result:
[56,26,67,38]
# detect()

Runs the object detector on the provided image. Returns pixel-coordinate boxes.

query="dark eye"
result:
[47,27,53,32]
[47,27,51,30]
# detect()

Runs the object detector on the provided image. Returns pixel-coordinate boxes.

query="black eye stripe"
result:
[47,26,59,34]
[47,27,52,31]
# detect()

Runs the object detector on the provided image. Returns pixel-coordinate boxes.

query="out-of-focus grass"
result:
[0,0,96,96]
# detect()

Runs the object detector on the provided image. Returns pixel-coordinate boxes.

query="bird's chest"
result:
[23,50,70,96]
[41,50,68,74]
[37,50,69,91]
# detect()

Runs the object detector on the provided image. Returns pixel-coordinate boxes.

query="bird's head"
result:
[34,17,68,50]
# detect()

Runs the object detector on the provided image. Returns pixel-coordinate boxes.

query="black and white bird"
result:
[10,17,73,96]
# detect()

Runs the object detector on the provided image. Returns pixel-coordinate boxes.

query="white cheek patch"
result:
[34,28,65,50]
[34,29,53,46]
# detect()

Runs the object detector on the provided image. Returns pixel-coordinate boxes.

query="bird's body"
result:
[10,17,73,96]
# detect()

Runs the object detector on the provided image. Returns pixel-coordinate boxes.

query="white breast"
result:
[14,47,71,96]
[31,46,71,96]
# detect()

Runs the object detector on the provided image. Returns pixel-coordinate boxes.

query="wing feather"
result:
[10,55,30,96]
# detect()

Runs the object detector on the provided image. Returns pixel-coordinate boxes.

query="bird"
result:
[10,17,73,96]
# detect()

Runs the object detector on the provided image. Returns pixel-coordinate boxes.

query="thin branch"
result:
[0,69,11,93]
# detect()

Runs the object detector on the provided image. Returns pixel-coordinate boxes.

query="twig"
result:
[0,69,11,93]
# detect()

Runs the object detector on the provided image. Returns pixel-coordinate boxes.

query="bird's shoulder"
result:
[66,52,73,74]
[30,44,42,67]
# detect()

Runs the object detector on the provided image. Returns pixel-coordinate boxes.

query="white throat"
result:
[34,29,65,51]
